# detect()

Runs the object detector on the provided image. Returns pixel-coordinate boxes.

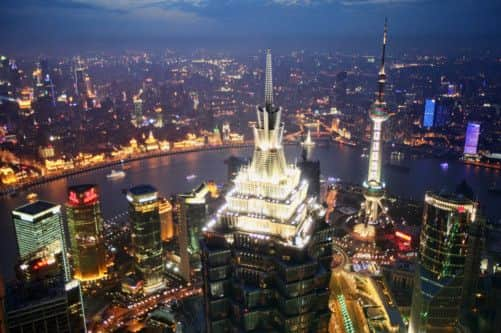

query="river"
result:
[1,144,499,279]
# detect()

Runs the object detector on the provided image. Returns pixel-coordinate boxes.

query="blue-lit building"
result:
[464,122,480,156]
[434,99,450,127]
[423,99,436,128]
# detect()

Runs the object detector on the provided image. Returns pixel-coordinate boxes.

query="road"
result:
[88,285,202,333]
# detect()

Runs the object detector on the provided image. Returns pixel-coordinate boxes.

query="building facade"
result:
[463,122,480,156]
[176,184,209,281]
[4,277,85,333]
[127,185,164,295]
[159,198,175,242]
[201,50,333,333]
[12,201,65,260]
[409,191,480,333]
[66,184,107,282]
[12,200,70,281]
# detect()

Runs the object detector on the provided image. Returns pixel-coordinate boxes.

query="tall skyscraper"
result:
[201,50,332,332]
[74,66,86,97]
[133,94,143,126]
[127,185,164,295]
[12,200,70,281]
[434,98,451,127]
[222,122,231,141]
[66,184,107,282]
[362,19,390,223]
[463,122,480,156]
[335,71,348,109]
[409,191,480,333]
[423,98,436,128]
[176,184,209,281]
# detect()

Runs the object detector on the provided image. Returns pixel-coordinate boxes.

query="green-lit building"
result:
[13,201,64,259]
[127,185,164,294]
[12,200,70,281]
[409,191,482,333]
[66,184,106,282]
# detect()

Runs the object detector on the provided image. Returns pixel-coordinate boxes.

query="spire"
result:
[265,49,273,107]
[381,17,388,71]
[377,18,388,103]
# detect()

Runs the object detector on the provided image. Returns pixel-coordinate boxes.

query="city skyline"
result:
[0,4,500,333]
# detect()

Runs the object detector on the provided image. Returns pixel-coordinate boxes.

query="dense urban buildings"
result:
[201,50,333,332]
[66,184,107,282]
[127,185,164,295]
[0,2,500,332]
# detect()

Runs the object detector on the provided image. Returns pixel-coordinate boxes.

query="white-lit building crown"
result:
[205,50,324,248]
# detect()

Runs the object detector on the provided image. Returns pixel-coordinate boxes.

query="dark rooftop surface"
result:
[129,184,157,196]
[13,200,57,216]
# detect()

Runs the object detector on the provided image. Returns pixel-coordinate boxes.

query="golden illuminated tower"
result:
[201,50,333,332]
[127,185,164,295]
[159,198,174,242]
[66,184,107,282]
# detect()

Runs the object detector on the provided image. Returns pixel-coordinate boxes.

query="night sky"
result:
[1,0,501,54]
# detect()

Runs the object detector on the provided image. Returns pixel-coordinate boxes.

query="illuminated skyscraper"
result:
[133,92,144,126]
[201,50,332,332]
[434,98,451,127]
[423,98,436,128]
[222,122,231,141]
[66,184,107,282]
[12,201,70,281]
[127,185,164,294]
[176,184,209,281]
[159,198,175,242]
[409,191,481,333]
[12,201,64,259]
[463,122,480,156]
[362,19,390,223]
